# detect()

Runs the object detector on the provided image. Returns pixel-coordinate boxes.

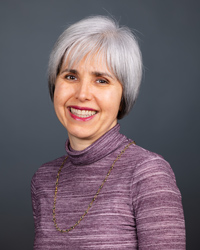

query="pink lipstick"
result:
[68,106,97,122]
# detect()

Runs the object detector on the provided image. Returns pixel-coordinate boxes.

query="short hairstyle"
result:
[48,15,142,119]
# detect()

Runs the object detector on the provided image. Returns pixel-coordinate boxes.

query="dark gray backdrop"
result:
[1,0,199,249]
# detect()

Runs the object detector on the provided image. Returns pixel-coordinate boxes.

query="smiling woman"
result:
[31,16,185,249]
[54,54,123,150]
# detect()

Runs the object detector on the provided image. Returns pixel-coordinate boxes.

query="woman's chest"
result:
[34,166,137,249]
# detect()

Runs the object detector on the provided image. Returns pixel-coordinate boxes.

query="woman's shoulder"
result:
[127,143,182,203]
[125,139,166,163]
[125,141,176,181]
[31,155,67,186]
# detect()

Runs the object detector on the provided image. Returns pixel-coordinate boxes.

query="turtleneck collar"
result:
[65,124,127,166]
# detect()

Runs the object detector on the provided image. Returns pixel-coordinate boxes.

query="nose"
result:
[75,80,92,102]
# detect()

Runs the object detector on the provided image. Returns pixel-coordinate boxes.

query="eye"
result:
[65,75,77,81]
[96,79,109,84]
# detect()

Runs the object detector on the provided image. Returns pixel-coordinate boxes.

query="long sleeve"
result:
[132,157,186,249]
[31,125,186,249]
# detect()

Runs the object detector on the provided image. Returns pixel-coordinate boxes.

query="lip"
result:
[68,105,97,111]
[68,105,98,122]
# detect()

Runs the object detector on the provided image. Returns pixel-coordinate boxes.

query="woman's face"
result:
[54,54,123,149]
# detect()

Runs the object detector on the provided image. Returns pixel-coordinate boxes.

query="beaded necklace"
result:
[53,141,135,233]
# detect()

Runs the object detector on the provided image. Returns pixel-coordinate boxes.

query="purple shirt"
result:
[31,124,185,249]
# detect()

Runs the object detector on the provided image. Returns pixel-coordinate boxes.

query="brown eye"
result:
[96,79,108,84]
[65,75,77,80]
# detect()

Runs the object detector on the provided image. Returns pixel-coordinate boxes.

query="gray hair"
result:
[48,15,142,119]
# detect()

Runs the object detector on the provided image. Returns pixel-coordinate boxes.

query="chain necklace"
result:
[53,141,135,233]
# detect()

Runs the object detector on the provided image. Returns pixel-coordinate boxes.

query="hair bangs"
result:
[48,16,143,118]
[62,35,110,72]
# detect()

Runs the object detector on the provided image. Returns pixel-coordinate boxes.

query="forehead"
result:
[62,51,114,76]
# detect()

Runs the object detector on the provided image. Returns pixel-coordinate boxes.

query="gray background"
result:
[0,0,199,249]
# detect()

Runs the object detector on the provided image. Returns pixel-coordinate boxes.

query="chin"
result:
[68,127,96,140]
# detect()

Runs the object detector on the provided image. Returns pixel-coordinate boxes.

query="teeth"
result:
[70,108,97,118]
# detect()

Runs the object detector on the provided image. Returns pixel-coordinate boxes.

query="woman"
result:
[31,16,185,249]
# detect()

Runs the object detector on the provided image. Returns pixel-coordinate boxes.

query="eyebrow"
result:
[91,71,114,80]
[60,69,114,80]
[61,69,78,75]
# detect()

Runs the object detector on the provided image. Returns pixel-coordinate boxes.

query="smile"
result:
[70,107,97,118]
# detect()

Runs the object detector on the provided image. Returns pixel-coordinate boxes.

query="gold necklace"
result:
[53,141,135,233]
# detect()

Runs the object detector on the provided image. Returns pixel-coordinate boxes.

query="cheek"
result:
[53,86,69,124]
[98,89,122,113]
[53,91,61,113]
[54,83,71,106]
[53,85,68,117]
[107,87,122,105]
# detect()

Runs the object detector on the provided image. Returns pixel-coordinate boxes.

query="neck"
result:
[65,124,126,166]
[68,121,118,151]
[68,135,96,151]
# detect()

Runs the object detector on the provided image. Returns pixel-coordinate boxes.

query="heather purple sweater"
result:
[31,124,185,249]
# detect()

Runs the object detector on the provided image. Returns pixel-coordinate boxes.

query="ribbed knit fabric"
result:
[31,124,185,249]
